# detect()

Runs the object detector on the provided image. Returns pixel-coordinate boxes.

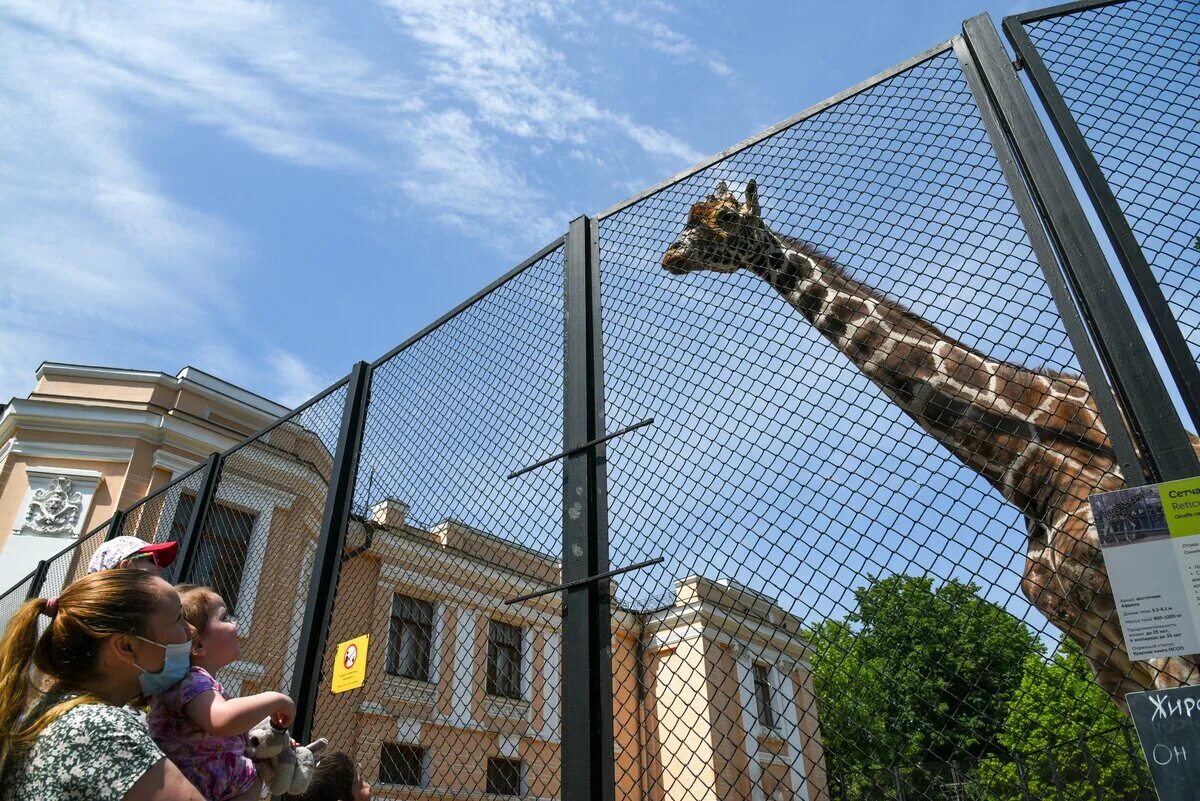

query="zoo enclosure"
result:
[2,2,1198,800]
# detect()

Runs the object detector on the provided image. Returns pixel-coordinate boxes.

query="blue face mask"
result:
[133,635,192,696]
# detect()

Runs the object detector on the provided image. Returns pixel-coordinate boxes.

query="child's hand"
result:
[271,694,296,729]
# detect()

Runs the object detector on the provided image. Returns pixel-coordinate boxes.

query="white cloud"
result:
[609,6,733,79]
[397,110,561,245]
[0,1,401,401]
[267,351,334,408]
[377,0,703,164]
[0,0,705,403]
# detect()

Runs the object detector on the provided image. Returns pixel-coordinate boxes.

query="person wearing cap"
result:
[88,536,179,576]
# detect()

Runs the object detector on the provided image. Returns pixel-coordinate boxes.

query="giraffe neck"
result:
[744,228,1113,508]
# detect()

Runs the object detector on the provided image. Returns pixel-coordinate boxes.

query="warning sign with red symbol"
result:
[331,635,369,694]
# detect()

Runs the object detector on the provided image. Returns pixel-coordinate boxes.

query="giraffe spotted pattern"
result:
[662,179,1200,710]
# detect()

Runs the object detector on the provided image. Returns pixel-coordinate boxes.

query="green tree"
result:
[810,575,1041,800]
[970,638,1148,801]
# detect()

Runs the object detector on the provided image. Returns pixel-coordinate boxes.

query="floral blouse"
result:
[1,701,164,801]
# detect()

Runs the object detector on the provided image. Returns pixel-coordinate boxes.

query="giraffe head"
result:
[662,179,769,275]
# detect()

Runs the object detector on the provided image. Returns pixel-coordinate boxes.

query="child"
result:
[296,752,372,801]
[147,584,296,801]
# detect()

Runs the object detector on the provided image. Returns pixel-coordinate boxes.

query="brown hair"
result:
[0,569,167,773]
[298,751,358,801]
[175,584,223,635]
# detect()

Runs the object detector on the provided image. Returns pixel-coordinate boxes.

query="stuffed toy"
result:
[245,717,329,796]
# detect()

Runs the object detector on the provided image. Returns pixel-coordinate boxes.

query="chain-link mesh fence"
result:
[1017,0,1200,367]
[175,380,349,708]
[595,42,1154,801]
[307,246,567,799]
[1,6,1195,801]
[118,462,207,548]
[0,464,205,633]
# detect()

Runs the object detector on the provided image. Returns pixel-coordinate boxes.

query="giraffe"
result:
[660,178,1200,709]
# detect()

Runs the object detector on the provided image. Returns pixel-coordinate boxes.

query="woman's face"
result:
[126,577,194,673]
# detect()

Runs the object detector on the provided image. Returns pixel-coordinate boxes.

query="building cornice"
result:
[35,362,289,423]
[0,439,134,465]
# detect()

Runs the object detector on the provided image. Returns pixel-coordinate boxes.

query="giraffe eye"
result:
[717,208,738,224]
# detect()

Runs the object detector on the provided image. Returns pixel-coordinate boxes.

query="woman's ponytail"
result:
[0,598,52,771]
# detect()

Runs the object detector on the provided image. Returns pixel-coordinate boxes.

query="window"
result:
[171,494,255,614]
[387,594,434,680]
[380,743,425,787]
[753,663,776,730]
[486,757,522,797]
[487,620,523,700]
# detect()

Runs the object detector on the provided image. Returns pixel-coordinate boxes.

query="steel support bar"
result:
[25,560,50,601]
[1004,15,1200,437]
[508,416,654,480]
[174,452,222,582]
[953,35,1144,482]
[290,361,372,744]
[561,214,616,801]
[505,557,665,605]
[962,14,1200,483]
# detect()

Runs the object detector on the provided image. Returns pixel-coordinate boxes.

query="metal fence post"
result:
[290,362,372,744]
[953,34,1142,482]
[24,560,50,601]
[962,14,1200,483]
[105,509,127,542]
[562,214,617,801]
[174,452,222,583]
[1004,15,1200,435]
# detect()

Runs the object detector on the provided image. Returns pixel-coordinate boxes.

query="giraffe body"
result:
[662,180,1200,708]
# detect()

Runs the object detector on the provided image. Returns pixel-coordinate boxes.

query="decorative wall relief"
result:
[24,476,84,535]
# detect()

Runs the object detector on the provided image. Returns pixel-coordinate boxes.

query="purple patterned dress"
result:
[148,666,257,800]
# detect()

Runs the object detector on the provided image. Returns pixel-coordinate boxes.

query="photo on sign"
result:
[1090,485,1170,548]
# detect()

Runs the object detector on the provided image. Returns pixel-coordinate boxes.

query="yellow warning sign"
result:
[331,635,369,694]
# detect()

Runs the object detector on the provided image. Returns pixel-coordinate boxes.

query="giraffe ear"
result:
[714,180,730,197]
[744,179,761,218]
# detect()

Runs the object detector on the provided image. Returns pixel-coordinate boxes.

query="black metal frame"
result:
[561,215,616,801]
[173,452,223,582]
[290,360,373,744]
[952,34,1144,481]
[961,13,1199,483]
[1002,4,1200,441]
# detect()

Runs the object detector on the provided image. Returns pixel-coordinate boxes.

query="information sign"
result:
[1089,476,1200,660]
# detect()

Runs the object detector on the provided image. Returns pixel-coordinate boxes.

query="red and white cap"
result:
[87,536,179,574]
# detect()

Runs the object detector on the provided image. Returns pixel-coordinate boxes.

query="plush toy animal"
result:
[245,717,329,796]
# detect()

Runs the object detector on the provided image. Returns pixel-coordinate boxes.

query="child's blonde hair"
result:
[175,584,224,634]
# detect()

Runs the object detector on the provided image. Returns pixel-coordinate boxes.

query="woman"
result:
[0,568,207,800]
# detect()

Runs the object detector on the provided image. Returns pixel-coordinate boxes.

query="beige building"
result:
[0,363,828,801]
[0,362,288,594]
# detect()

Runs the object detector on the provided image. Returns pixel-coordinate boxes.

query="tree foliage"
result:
[809,575,1040,799]
[970,638,1149,801]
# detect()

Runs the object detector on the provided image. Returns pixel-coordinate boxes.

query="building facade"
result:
[0,363,828,801]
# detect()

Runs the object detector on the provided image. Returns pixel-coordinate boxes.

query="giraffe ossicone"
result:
[662,178,1200,710]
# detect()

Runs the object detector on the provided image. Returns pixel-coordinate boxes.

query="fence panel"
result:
[0,463,209,633]
[308,246,567,800]
[115,462,208,550]
[177,380,348,706]
[595,42,1149,801]
[1014,0,1200,381]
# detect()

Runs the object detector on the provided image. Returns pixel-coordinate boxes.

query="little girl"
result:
[148,584,296,801]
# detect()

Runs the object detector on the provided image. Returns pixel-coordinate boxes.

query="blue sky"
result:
[0,0,1036,406]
